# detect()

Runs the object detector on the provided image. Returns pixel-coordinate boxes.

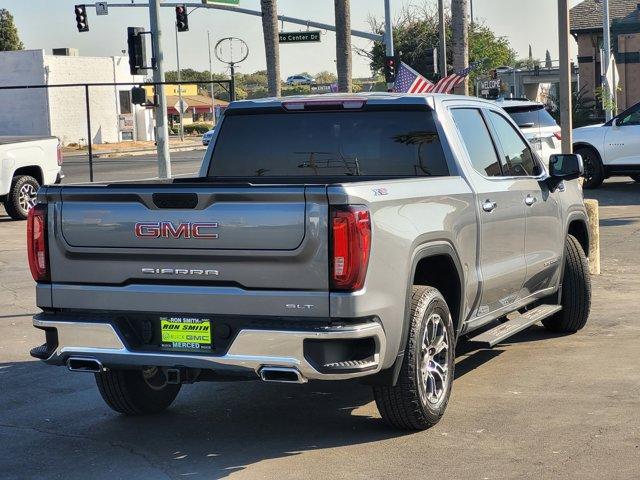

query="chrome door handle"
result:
[524,195,537,206]
[482,200,497,212]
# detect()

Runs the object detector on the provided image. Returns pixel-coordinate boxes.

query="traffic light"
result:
[127,27,148,76]
[424,48,438,76]
[74,5,89,32]
[176,5,189,32]
[384,56,397,83]
[131,87,148,106]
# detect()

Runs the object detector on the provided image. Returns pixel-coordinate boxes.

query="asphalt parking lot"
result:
[1,178,639,480]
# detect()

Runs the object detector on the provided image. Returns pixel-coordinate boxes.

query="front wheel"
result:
[373,286,455,430]
[95,367,181,415]
[542,235,591,333]
[576,147,604,189]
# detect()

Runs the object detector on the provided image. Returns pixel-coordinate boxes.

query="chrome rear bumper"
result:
[33,316,386,381]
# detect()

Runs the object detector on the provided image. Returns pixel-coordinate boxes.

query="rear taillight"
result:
[27,204,49,282]
[330,206,371,291]
[554,131,562,141]
[56,141,64,166]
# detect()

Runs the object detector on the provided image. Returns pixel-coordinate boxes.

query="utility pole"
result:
[384,0,394,91]
[208,30,216,125]
[451,0,469,95]
[335,0,352,93]
[601,0,613,121]
[149,0,171,178]
[558,0,573,154]
[438,0,447,78]
[175,22,184,141]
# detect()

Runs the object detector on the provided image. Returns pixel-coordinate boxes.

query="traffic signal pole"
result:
[384,0,394,90]
[149,0,172,179]
[175,21,184,142]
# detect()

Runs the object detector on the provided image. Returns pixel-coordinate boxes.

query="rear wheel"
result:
[542,235,591,333]
[95,367,181,415]
[4,175,39,220]
[373,286,455,430]
[576,147,604,189]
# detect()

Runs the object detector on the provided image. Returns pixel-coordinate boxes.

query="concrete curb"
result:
[64,145,205,158]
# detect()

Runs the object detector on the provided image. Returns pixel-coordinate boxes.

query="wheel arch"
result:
[573,142,603,164]
[566,214,590,258]
[13,165,44,186]
[365,242,465,387]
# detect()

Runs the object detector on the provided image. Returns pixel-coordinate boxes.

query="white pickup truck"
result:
[0,136,63,220]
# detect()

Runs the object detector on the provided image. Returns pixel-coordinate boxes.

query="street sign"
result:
[480,79,501,90]
[95,2,108,15]
[279,31,321,43]
[201,0,240,5]
[174,99,189,114]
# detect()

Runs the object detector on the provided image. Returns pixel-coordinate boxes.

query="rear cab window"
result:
[206,109,450,180]
[503,105,558,129]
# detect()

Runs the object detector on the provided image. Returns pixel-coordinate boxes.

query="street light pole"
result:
[175,22,184,141]
[438,0,447,77]
[601,0,613,121]
[558,0,573,154]
[149,0,171,178]
[208,30,216,126]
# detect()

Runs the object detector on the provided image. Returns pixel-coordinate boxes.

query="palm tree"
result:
[451,0,469,95]
[260,0,281,97]
[334,0,352,93]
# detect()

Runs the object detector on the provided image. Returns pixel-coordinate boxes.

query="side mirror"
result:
[547,154,583,191]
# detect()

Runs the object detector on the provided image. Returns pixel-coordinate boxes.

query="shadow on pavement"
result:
[0,360,408,479]
[0,330,517,480]
[584,180,640,207]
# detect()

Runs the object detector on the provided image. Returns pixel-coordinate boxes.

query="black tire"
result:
[630,175,640,183]
[542,235,591,333]
[373,286,455,430]
[575,147,604,189]
[95,367,181,415]
[3,175,40,220]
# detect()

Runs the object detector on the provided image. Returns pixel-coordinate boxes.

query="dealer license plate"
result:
[160,316,212,352]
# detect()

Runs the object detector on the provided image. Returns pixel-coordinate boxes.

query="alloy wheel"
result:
[418,313,450,406]
[18,183,37,213]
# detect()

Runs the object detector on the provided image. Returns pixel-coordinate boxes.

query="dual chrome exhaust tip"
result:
[66,357,307,384]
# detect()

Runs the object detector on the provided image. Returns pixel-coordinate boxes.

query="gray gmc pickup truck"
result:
[29,93,591,430]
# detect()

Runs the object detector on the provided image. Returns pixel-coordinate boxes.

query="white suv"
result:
[573,101,640,189]
[285,74,314,86]
[494,99,562,167]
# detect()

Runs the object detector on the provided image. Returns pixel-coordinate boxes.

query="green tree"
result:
[315,70,338,84]
[0,9,24,51]
[359,3,515,85]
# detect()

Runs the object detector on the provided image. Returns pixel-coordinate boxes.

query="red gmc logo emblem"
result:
[134,222,219,239]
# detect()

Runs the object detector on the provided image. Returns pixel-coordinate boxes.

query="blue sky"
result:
[4,0,582,77]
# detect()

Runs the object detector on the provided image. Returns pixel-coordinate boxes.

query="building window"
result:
[119,90,132,114]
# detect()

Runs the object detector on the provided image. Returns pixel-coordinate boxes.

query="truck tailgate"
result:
[44,183,330,317]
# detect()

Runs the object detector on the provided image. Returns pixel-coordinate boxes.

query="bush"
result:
[183,123,212,135]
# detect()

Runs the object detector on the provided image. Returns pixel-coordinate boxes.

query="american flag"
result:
[393,62,435,94]
[431,64,475,93]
